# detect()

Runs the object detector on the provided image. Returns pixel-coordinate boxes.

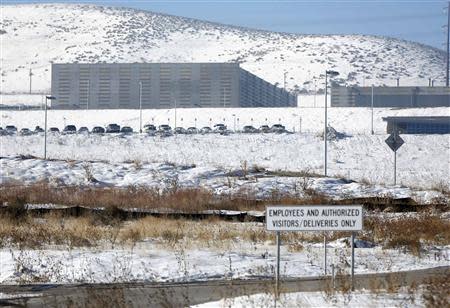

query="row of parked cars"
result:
[1,123,288,136]
[0,124,134,136]
[143,123,288,135]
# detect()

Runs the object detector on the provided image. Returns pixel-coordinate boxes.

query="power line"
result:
[446,1,449,86]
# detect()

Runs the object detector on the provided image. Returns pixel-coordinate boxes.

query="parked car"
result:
[174,127,187,134]
[106,123,120,133]
[200,126,212,134]
[143,124,157,133]
[259,125,271,133]
[213,124,227,133]
[92,126,105,134]
[120,126,133,134]
[270,124,286,133]
[186,127,198,134]
[19,128,32,136]
[156,125,172,137]
[49,127,60,133]
[63,125,77,134]
[5,125,17,134]
[0,127,5,136]
[243,125,258,133]
[158,125,172,132]
[34,126,44,133]
[78,127,89,134]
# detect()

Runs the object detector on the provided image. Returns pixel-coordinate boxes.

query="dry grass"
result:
[4,213,447,252]
[362,214,450,256]
[0,182,333,213]
[421,275,450,307]
[0,214,110,249]
[1,184,448,253]
[0,213,336,249]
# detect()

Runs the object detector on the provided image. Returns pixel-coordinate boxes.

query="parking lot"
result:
[0,123,292,136]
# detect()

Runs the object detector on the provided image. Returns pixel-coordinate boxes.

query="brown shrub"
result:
[363,214,450,255]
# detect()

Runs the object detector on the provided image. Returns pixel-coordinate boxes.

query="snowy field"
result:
[0,94,45,108]
[1,237,448,284]
[1,107,449,195]
[193,289,426,308]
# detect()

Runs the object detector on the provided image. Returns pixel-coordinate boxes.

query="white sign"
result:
[266,205,363,231]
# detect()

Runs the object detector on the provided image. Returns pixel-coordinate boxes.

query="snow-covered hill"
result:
[0,3,446,94]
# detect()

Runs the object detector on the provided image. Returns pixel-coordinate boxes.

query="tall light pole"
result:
[371,84,374,135]
[446,1,450,86]
[44,95,56,160]
[223,87,226,108]
[29,68,33,94]
[86,80,90,110]
[174,99,177,130]
[314,77,317,107]
[139,81,143,133]
[283,72,287,89]
[324,70,339,177]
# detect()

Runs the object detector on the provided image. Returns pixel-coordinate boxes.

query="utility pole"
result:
[139,81,143,133]
[324,70,339,177]
[223,87,226,108]
[371,85,374,135]
[324,74,328,176]
[284,72,287,90]
[174,99,177,130]
[446,1,450,86]
[44,96,56,160]
[314,77,317,107]
[86,80,90,110]
[29,68,33,94]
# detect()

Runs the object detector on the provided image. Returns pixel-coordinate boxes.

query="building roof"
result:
[382,116,450,124]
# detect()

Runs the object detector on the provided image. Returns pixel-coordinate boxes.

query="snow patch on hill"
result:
[0,3,445,94]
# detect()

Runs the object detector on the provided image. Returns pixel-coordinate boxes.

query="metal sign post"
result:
[351,232,355,290]
[266,205,363,295]
[324,234,327,275]
[385,130,404,185]
[394,151,397,185]
[275,231,281,298]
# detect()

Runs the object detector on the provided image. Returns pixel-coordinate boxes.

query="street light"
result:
[86,79,90,110]
[371,84,374,135]
[44,95,56,160]
[139,81,143,133]
[324,70,339,177]
[174,99,177,130]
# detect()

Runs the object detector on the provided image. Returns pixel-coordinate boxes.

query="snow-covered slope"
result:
[0,3,446,94]
[1,107,449,189]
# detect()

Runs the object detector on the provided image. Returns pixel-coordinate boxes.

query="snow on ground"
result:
[1,132,449,191]
[1,106,449,134]
[0,94,45,108]
[192,288,425,308]
[0,238,448,284]
[0,157,445,203]
[1,107,448,196]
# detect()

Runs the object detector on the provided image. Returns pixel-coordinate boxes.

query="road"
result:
[0,266,448,307]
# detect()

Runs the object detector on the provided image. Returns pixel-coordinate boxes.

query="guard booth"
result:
[383,116,450,134]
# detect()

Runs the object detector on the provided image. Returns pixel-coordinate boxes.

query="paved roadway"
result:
[0,266,448,307]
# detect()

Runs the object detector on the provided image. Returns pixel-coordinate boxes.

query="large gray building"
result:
[331,86,449,108]
[51,63,296,109]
